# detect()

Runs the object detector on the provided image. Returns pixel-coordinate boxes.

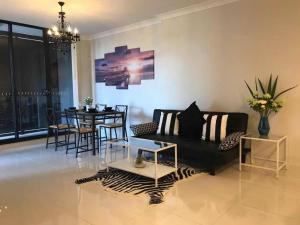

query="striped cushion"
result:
[202,114,228,142]
[157,112,179,135]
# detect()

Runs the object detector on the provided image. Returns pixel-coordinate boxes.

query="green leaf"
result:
[255,78,258,92]
[271,76,278,98]
[267,74,272,94]
[274,85,298,100]
[258,78,266,94]
[245,81,254,97]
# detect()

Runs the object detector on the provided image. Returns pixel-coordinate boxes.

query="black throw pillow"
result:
[177,102,206,138]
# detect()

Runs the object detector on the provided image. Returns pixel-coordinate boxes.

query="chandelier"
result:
[47,1,80,53]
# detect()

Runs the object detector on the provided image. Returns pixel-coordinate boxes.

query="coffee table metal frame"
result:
[105,137,177,187]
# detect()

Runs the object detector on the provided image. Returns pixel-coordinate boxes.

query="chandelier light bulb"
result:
[67,26,72,33]
[74,28,79,34]
[55,31,60,36]
[47,29,52,36]
[52,25,58,32]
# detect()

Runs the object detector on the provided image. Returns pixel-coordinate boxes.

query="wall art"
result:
[95,46,154,89]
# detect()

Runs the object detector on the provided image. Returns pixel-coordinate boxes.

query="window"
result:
[12,25,43,37]
[0,23,8,32]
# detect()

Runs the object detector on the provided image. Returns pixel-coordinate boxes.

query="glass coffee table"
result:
[105,137,177,187]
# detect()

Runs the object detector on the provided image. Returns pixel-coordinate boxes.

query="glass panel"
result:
[0,23,8,32]
[130,137,175,151]
[110,137,175,151]
[0,21,74,141]
[242,134,285,141]
[13,37,48,136]
[57,48,74,110]
[48,45,60,113]
[49,44,73,124]
[0,33,15,139]
[12,25,43,37]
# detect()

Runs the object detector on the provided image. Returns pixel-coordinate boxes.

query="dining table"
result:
[76,110,126,155]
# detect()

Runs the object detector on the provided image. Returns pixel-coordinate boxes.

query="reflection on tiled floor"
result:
[0,139,299,225]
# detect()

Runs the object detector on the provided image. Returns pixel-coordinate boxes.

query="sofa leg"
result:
[209,170,216,176]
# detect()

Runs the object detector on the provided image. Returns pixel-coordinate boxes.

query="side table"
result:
[239,134,288,178]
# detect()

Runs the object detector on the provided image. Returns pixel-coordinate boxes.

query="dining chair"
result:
[65,109,99,158]
[81,104,107,127]
[98,105,128,143]
[46,108,72,151]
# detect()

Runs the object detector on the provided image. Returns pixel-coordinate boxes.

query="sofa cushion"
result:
[219,132,244,151]
[177,102,206,139]
[153,110,248,135]
[157,112,180,135]
[202,114,228,143]
[130,122,158,136]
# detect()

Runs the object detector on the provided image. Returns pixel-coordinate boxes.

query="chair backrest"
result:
[47,108,60,127]
[64,109,80,130]
[115,105,128,123]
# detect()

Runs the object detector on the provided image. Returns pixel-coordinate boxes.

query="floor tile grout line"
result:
[241,203,299,220]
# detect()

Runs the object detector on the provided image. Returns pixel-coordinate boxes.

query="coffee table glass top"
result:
[107,137,176,152]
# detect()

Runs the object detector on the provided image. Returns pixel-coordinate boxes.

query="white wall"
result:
[76,40,93,104]
[79,0,300,166]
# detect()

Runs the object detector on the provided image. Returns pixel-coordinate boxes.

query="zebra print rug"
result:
[75,162,202,204]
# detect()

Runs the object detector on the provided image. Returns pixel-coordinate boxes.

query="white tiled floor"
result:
[0,139,299,225]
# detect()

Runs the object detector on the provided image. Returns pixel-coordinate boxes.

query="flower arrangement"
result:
[247,93,283,116]
[245,75,296,116]
[245,75,297,136]
[83,97,93,106]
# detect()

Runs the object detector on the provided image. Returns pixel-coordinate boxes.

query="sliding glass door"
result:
[13,27,48,137]
[0,23,15,140]
[0,21,73,142]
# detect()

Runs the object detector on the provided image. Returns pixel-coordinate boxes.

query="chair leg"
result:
[114,128,117,140]
[66,131,70,154]
[74,132,77,148]
[64,129,67,143]
[46,128,50,149]
[125,128,128,141]
[104,128,108,140]
[96,132,100,154]
[87,134,89,152]
[99,127,102,147]
[76,133,81,158]
[55,129,58,151]
[109,128,113,149]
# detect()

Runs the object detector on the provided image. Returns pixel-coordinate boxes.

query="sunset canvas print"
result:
[95,46,154,89]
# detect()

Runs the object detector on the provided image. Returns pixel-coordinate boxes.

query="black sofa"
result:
[138,109,248,175]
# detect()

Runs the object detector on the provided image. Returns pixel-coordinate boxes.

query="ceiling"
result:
[0,0,207,36]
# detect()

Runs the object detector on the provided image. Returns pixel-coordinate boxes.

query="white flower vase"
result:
[86,105,90,112]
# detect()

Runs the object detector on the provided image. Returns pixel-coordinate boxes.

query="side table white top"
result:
[241,134,287,142]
